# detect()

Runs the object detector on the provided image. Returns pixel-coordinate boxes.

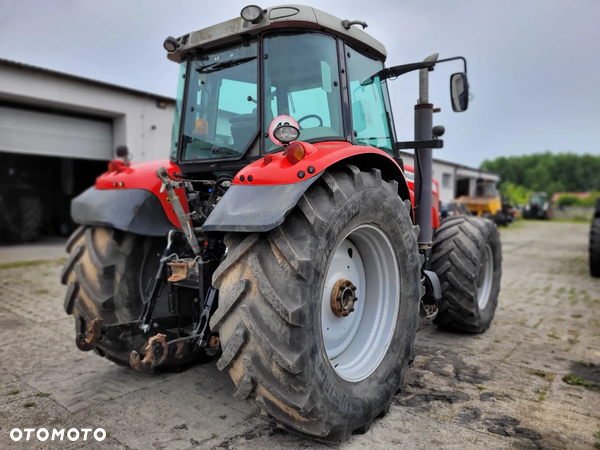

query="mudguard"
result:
[203,141,411,233]
[71,159,185,236]
[202,175,322,233]
[71,187,176,236]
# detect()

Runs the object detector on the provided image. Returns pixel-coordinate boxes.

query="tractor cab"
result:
[166,5,396,174]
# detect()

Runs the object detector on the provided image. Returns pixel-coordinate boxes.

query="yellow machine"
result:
[451,179,509,225]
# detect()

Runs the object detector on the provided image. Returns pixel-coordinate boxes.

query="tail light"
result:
[286,142,305,165]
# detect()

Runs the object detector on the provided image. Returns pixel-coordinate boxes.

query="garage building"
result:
[0,59,175,239]
[400,151,501,207]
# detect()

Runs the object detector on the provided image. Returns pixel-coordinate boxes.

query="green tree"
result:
[481,152,600,198]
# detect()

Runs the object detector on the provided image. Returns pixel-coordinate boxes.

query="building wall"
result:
[400,152,500,206]
[0,64,175,162]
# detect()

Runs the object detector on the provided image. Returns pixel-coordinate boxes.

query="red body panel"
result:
[403,164,440,230]
[95,159,186,229]
[234,141,404,186]
[94,144,440,232]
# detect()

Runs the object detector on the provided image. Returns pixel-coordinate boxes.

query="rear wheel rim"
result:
[477,244,494,309]
[321,224,400,382]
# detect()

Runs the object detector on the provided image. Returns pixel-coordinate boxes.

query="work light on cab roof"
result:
[240,5,265,23]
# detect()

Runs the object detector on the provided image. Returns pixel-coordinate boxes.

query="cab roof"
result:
[167,4,387,62]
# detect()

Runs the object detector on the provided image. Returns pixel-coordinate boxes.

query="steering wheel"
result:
[297,114,324,129]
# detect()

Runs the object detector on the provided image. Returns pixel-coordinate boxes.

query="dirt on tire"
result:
[211,165,422,443]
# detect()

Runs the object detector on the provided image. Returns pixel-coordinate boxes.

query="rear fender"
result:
[71,160,184,236]
[202,142,412,233]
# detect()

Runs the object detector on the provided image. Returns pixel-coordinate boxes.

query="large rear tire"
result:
[6,194,43,242]
[590,218,600,278]
[210,166,422,442]
[60,226,203,369]
[431,216,502,332]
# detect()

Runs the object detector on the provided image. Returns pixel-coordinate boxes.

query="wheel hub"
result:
[330,279,358,317]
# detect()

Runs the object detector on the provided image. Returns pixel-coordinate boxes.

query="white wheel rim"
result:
[321,224,400,382]
[477,244,494,309]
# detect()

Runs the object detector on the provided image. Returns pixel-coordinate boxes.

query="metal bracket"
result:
[139,230,177,332]
[75,317,104,351]
[394,139,443,150]
[423,270,442,300]
[130,334,169,373]
[196,287,217,347]
[341,19,367,29]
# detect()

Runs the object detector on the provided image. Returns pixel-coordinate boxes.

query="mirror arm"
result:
[363,56,468,85]
[435,56,467,73]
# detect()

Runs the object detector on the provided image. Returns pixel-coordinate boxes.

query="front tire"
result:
[432,216,502,332]
[210,166,422,442]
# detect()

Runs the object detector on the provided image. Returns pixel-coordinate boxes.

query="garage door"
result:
[0,106,113,160]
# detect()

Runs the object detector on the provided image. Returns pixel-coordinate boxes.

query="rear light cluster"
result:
[286,142,305,165]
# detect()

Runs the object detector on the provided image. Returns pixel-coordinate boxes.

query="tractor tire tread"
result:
[212,166,420,442]
[432,216,501,332]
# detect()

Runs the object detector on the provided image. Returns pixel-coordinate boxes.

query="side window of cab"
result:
[346,46,395,154]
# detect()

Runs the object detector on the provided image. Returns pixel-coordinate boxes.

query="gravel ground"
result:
[0,220,599,449]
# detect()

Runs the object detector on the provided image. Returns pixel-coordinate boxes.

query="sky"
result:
[0,0,599,167]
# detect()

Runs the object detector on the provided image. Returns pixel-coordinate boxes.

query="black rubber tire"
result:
[210,166,422,443]
[590,218,600,278]
[6,195,43,242]
[60,226,204,369]
[431,216,502,333]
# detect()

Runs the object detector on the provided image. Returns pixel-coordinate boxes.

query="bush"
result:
[557,195,580,207]
[579,192,600,208]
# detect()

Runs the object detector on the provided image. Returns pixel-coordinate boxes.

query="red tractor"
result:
[62,5,502,442]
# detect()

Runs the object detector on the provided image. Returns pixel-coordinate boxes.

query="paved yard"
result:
[1,221,599,449]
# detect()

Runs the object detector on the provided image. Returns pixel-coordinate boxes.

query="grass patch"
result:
[551,217,592,223]
[538,391,546,401]
[527,369,556,381]
[476,385,486,390]
[494,339,501,343]
[36,392,51,397]
[533,318,543,328]
[594,431,600,449]
[23,402,35,408]
[563,374,592,387]
[7,389,19,396]
[34,289,49,295]
[547,333,561,340]
[0,259,59,270]
[218,414,227,419]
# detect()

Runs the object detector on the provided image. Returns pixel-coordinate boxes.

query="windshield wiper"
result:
[196,56,257,74]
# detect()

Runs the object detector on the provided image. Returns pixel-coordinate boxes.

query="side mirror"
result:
[116,146,128,158]
[450,73,469,112]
